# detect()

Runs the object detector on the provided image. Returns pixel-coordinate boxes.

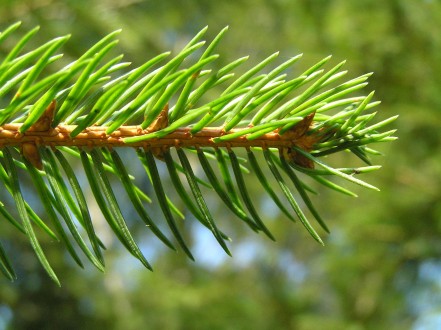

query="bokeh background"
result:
[0,1,440,329]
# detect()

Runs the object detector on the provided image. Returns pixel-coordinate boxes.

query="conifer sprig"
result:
[0,22,397,284]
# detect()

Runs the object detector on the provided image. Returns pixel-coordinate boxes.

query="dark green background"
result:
[0,1,440,329]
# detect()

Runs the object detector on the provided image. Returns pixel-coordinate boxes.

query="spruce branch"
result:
[0,22,397,284]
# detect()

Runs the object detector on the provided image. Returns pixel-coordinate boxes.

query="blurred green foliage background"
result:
[0,0,440,329]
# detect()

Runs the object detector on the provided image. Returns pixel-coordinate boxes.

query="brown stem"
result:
[0,124,314,150]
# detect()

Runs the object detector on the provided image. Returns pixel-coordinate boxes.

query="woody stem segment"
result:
[0,124,311,149]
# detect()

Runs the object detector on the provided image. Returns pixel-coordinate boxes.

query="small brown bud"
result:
[21,143,43,170]
[147,104,169,132]
[28,100,56,132]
